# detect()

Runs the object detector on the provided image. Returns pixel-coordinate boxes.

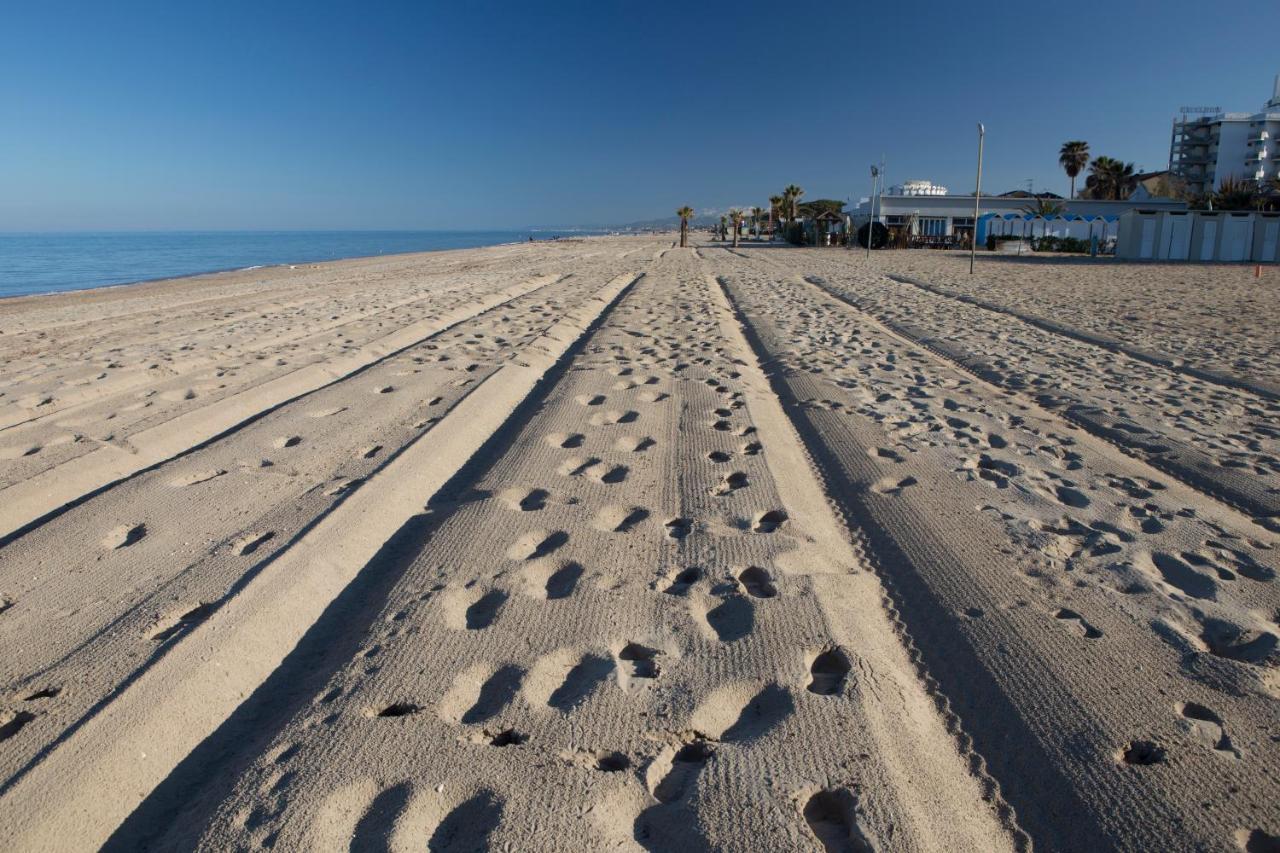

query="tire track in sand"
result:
[0,271,642,853]
[0,273,569,544]
[706,273,1029,850]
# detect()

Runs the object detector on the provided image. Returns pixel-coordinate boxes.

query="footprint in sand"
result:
[867,447,903,463]
[1234,829,1280,852]
[1196,616,1278,665]
[464,728,528,747]
[499,486,550,512]
[712,471,749,496]
[233,530,275,557]
[752,510,788,533]
[615,642,662,691]
[272,435,301,449]
[593,504,649,533]
[461,664,525,724]
[721,684,795,743]
[464,590,508,630]
[737,566,778,599]
[589,409,637,426]
[506,530,568,561]
[146,602,210,642]
[591,463,628,485]
[557,456,599,477]
[575,394,606,406]
[707,450,732,463]
[561,748,631,773]
[1175,701,1239,758]
[102,522,146,550]
[0,710,37,742]
[613,435,654,452]
[1138,551,1217,601]
[649,740,715,803]
[703,595,754,643]
[663,567,702,595]
[545,432,585,449]
[520,557,584,600]
[1116,739,1165,765]
[803,789,875,853]
[1052,607,1102,639]
[547,653,614,711]
[807,647,852,696]
[870,475,917,496]
[664,518,693,540]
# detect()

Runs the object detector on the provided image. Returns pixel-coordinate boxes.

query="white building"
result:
[1169,74,1280,196]
[851,193,1186,246]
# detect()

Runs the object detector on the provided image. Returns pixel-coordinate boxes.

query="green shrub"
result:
[986,233,1025,251]
[1031,235,1089,253]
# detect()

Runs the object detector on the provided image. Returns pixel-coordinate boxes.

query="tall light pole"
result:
[970,123,985,274]
[866,165,880,259]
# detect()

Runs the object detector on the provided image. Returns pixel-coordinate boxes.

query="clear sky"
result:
[3,0,1278,230]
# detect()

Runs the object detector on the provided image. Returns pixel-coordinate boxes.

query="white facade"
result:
[1116,210,1280,262]
[1169,74,1280,196]
[851,194,1187,244]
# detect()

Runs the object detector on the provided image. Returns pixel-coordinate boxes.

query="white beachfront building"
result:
[850,190,1187,246]
[1169,74,1280,197]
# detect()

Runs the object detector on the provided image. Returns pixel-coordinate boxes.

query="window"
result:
[920,217,946,236]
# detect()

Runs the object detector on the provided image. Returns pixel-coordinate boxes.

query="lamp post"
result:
[970,123,985,274]
[866,165,880,259]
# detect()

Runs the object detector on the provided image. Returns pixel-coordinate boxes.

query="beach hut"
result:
[1253,213,1280,262]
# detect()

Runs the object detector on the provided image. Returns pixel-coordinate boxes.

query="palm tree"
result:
[1059,141,1089,199]
[1022,198,1065,239]
[719,214,727,241]
[676,206,694,248]
[728,209,743,247]
[1213,175,1256,210]
[768,194,783,236]
[783,184,805,222]
[751,206,763,239]
[1085,157,1138,200]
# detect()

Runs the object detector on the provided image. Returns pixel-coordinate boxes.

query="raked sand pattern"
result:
[0,237,1277,852]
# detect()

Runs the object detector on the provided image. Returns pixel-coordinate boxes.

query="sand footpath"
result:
[1,238,1276,851]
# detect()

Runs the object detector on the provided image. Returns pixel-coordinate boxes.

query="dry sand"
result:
[0,238,1276,851]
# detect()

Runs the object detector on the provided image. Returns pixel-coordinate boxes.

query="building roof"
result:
[997,190,1064,199]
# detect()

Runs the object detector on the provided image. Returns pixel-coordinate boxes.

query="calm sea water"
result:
[0,230,607,299]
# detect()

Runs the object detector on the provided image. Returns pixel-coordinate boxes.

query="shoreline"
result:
[0,234,616,307]
[0,231,626,303]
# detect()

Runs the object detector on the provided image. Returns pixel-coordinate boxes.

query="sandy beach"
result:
[1,236,1277,851]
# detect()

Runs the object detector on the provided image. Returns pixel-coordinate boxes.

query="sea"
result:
[0,230,610,299]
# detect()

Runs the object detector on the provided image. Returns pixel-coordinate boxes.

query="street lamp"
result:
[866,165,880,259]
[970,123,985,274]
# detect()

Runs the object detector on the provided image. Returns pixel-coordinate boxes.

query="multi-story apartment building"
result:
[1169,74,1280,197]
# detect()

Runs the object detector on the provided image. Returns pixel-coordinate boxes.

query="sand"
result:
[0,238,1276,851]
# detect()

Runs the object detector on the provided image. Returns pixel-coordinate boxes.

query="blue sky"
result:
[2,0,1278,230]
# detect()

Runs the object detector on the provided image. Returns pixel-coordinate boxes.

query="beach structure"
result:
[849,191,1187,248]
[1169,73,1280,197]
[1115,209,1280,261]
